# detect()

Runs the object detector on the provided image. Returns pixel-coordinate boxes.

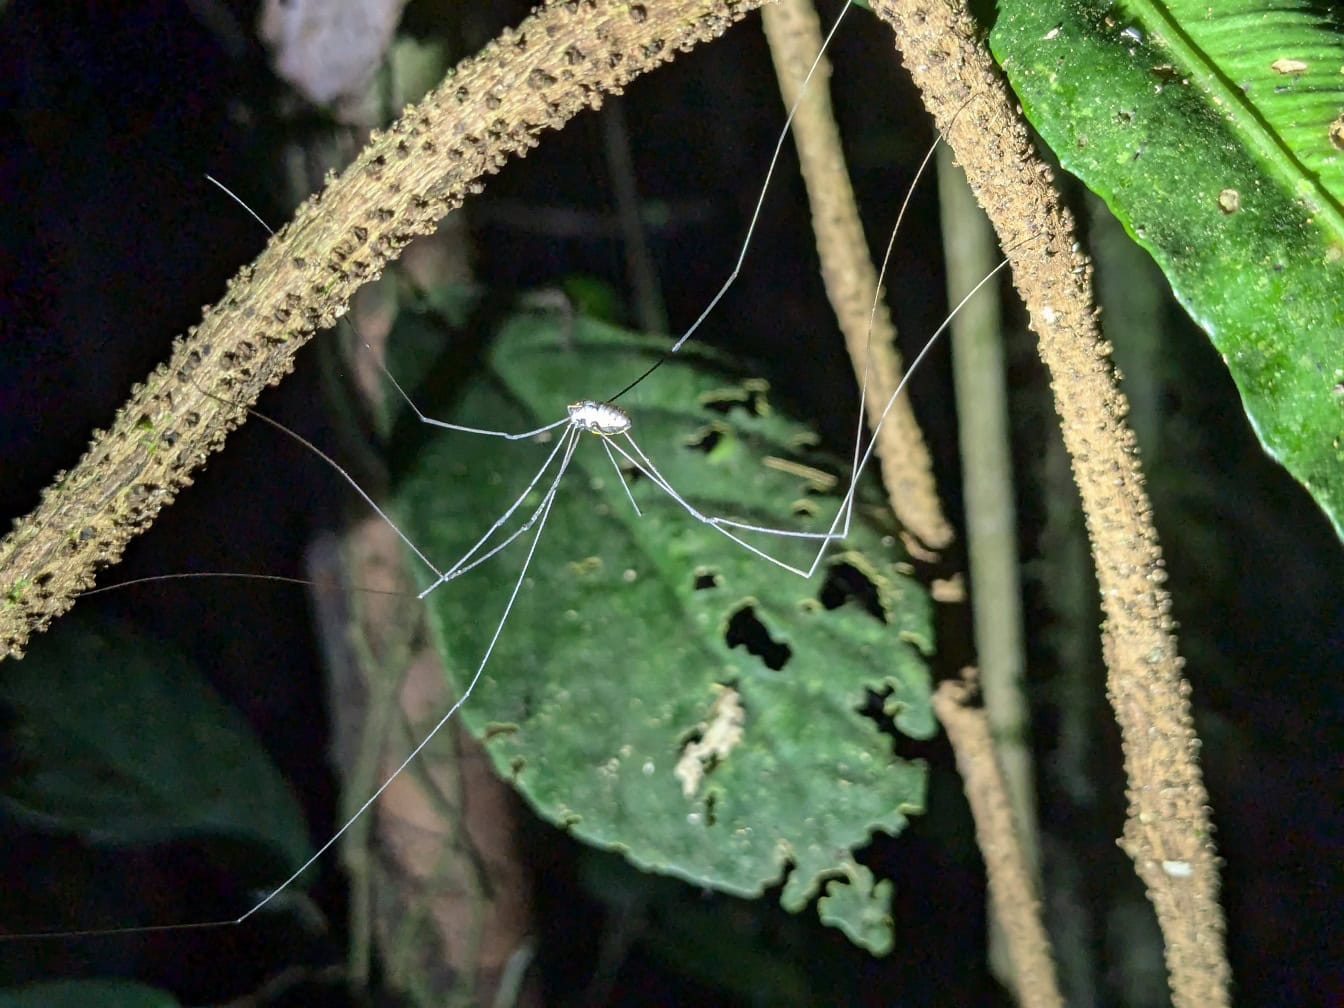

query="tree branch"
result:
[868,1,1229,1003]
[760,0,952,550]
[0,0,761,659]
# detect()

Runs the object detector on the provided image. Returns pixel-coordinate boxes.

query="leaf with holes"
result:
[390,302,934,949]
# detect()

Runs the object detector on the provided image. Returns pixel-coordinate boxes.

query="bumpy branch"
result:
[867,1,1229,1004]
[0,0,761,659]
[761,0,953,551]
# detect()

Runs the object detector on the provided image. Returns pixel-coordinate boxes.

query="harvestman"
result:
[199,154,1005,938]
[24,1,1012,938]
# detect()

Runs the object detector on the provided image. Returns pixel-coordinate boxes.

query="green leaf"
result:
[991,1,1344,537]
[0,980,179,1008]
[391,304,934,949]
[0,612,310,875]
[559,273,624,325]
[817,861,895,956]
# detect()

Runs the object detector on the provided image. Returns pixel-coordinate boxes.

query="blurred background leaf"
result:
[1,612,309,870]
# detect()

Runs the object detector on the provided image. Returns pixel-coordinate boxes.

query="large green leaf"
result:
[991,1,1344,537]
[390,304,934,952]
[0,612,309,874]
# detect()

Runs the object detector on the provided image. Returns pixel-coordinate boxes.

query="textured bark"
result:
[868,1,1230,1004]
[0,0,763,659]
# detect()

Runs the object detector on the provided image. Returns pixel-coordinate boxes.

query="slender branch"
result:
[868,1,1229,1003]
[938,141,1043,985]
[0,0,762,659]
[760,0,953,550]
[935,678,1063,1008]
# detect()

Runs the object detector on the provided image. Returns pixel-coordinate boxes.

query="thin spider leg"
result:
[607,0,854,402]
[418,426,579,599]
[846,256,1017,504]
[81,572,318,596]
[845,96,986,490]
[664,0,850,357]
[241,407,445,580]
[604,262,1015,580]
[376,354,572,441]
[603,434,846,579]
[616,100,991,552]
[205,176,574,444]
[617,431,853,546]
[639,270,1016,574]
[207,174,273,234]
[236,428,581,925]
[427,426,585,591]
[600,436,642,517]
[845,133,947,486]
[694,476,858,549]
[596,146,985,580]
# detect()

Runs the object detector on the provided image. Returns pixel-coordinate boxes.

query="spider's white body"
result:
[568,400,631,437]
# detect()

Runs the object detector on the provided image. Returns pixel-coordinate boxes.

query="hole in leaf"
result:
[693,568,720,591]
[725,605,791,670]
[855,687,926,756]
[686,427,723,454]
[818,561,885,623]
[701,382,767,418]
[792,498,820,518]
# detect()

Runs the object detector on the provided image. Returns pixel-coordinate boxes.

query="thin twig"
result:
[934,678,1063,1008]
[760,0,953,550]
[938,140,1042,984]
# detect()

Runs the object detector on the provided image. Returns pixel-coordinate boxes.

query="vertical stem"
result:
[761,0,953,551]
[934,681,1064,1008]
[939,143,1042,983]
[869,1,1229,1002]
[603,98,670,335]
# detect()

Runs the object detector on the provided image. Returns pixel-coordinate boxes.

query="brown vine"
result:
[0,0,764,659]
[761,0,953,551]
[867,0,1229,1004]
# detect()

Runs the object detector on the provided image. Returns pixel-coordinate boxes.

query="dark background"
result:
[0,1,1340,1005]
